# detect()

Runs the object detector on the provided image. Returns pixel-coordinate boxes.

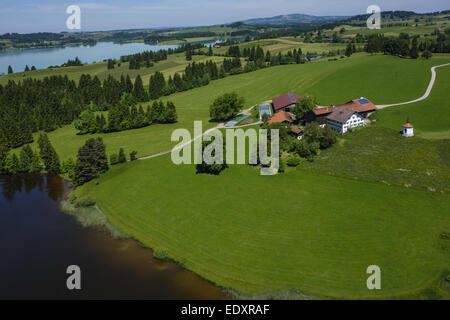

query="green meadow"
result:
[373,66,450,139]
[8,50,450,298]
[16,54,450,162]
[75,150,450,299]
[70,53,450,299]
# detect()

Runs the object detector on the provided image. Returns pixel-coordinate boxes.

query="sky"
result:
[0,0,449,34]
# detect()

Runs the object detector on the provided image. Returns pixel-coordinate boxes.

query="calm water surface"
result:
[0,42,180,74]
[0,174,225,299]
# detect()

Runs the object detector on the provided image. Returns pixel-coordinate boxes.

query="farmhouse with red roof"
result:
[305,97,377,124]
[268,110,293,124]
[272,92,302,112]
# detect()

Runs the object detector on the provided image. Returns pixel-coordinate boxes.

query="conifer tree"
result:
[37,134,61,174]
[0,134,9,172]
[7,65,13,74]
[118,148,126,163]
[74,138,108,186]
[5,154,20,174]
[30,151,42,173]
[132,75,148,102]
[19,146,33,172]
[164,101,177,123]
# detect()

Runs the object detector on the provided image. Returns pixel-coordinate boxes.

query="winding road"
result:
[139,62,450,161]
[376,62,450,109]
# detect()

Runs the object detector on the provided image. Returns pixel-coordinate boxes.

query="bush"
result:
[110,153,119,165]
[74,196,96,208]
[286,154,301,167]
[278,158,286,173]
[440,232,450,240]
[118,148,127,163]
[209,92,244,121]
[154,248,168,260]
[130,151,138,161]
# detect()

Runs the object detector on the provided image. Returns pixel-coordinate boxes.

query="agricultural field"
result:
[327,13,450,38]
[68,52,450,299]
[75,135,450,299]
[373,66,450,139]
[0,53,225,85]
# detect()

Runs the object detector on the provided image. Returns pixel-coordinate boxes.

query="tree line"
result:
[365,31,450,58]
[74,96,177,135]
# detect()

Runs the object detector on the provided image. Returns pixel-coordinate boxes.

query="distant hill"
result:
[242,14,350,26]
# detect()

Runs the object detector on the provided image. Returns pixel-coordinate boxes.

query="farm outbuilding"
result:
[272,92,302,112]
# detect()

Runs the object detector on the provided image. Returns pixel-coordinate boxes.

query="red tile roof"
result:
[336,98,376,114]
[311,98,376,118]
[291,126,302,135]
[268,111,293,124]
[312,106,335,116]
[403,123,414,128]
[272,93,302,111]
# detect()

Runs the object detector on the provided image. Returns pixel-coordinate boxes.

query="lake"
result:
[0,174,225,299]
[0,42,182,75]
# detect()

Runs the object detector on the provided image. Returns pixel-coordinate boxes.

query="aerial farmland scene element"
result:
[0,0,449,306]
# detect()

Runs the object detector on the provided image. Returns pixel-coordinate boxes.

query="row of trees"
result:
[0,72,176,148]
[74,96,177,135]
[0,133,60,175]
[121,50,168,70]
[365,33,443,58]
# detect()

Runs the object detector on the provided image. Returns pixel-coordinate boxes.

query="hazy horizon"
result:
[0,0,449,34]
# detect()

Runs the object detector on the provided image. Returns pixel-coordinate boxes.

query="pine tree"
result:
[125,75,133,94]
[19,146,32,172]
[24,65,30,72]
[345,43,353,57]
[186,49,192,61]
[30,151,42,173]
[0,134,9,173]
[149,71,166,100]
[410,37,419,59]
[118,148,126,163]
[164,101,177,123]
[5,154,20,174]
[74,138,108,186]
[130,151,138,161]
[93,137,108,173]
[8,65,13,74]
[37,134,60,174]
[132,75,148,102]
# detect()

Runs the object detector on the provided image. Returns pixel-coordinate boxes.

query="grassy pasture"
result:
[15,54,450,162]
[0,53,225,85]
[303,126,450,193]
[75,147,450,299]
[5,47,442,299]
[373,65,450,139]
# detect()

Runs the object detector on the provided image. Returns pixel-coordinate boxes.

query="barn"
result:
[272,93,302,112]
